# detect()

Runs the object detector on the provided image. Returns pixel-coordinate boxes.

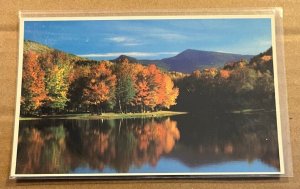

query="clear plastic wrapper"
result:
[10,8,292,179]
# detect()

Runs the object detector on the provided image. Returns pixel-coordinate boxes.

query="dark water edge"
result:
[19,111,187,120]
[15,111,280,174]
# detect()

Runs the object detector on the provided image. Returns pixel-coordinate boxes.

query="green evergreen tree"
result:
[115,75,136,113]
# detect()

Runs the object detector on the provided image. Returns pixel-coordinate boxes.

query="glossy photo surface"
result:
[12,16,283,177]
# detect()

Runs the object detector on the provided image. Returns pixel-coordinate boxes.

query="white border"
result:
[10,13,285,179]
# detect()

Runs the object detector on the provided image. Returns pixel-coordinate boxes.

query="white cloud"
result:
[122,42,142,46]
[106,36,141,46]
[149,33,187,40]
[108,36,128,43]
[78,51,179,58]
[117,26,188,41]
[215,50,234,54]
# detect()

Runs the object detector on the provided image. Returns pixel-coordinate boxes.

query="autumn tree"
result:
[146,64,165,109]
[160,74,179,109]
[66,78,86,112]
[133,65,150,112]
[254,70,275,107]
[230,67,257,94]
[132,64,179,112]
[21,51,47,115]
[83,62,116,114]
[43,51,73,112]
[67,65,91,112]
[191,69,201,78]
[219,69,231,79]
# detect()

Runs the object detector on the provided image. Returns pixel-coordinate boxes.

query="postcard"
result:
[11,14,285,178]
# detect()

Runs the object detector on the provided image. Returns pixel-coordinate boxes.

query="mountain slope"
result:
[24,40,54,54]
[248,47,273,73]
[24,40,86,62]
[249,47,272,65]
[162,49,253,73]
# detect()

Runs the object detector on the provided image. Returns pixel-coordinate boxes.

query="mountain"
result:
[111,55,139,64]
[111,49,253,73]
[111,55,170,71]
[139,59,170,70]
[110,50,253,73]
[24,40,254,73]
[161,49,253,73]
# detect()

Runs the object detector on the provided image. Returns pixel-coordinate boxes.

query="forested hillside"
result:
[173,47,275,112]
[21,41,179,116]
[21,40,274,116]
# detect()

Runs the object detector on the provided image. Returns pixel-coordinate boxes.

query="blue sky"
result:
[24,18,272,60]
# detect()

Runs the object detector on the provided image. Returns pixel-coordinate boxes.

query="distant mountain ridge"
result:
[111,55,139,64]
[161,49,253,73]
[111,55,170,70]
[24,40,254,73]
[112,49,253,73]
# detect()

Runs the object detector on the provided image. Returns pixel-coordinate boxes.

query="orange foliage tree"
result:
[21,51,47,115]
[161,74,179,109]
[133,66,151,112]
[83,62,116,114]
[132,64,179,112]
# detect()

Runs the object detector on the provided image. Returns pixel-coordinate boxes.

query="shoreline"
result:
[19,111,188,120]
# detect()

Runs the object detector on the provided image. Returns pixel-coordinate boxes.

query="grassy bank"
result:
[20,111,188,120]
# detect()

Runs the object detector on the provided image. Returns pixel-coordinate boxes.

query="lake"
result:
[16,112,280,175]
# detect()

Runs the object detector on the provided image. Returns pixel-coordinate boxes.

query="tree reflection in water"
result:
[17,123,70,174]
[16,112,280,174]
[168,112,280,171]
[16,118,180,173]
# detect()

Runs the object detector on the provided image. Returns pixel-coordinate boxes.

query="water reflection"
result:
[167,113,280,171]
[17,118,180,174]
[16,112,280,174]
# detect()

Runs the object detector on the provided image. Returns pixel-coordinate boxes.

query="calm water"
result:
[16,112,280,174]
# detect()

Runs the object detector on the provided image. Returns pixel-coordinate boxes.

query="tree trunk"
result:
[118,99,122,113]
[96,104,100,115]
[91,105,94,115]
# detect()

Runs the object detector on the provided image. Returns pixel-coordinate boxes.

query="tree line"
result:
[172,47,275,112]
[21,51,179,116]
[21,47,274,116]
